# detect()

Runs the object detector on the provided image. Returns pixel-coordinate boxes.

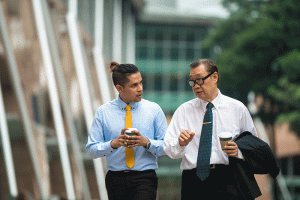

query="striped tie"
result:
[197,102,213,181]
[125,105,135,168]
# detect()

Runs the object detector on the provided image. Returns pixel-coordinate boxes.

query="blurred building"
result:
[0,0,298,200]
[136,0,227,114]
[0,0,143,199]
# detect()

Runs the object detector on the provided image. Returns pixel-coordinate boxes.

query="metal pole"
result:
[0,81,18,197]
[0,4,47,199]
[31,0,75,199]
[41,1,91,199]
[93,0,112,104]
[66,0,108,199]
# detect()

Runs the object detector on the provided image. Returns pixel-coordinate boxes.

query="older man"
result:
[164,59,258,199]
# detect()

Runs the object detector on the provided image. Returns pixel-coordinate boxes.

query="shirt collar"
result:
[198,89,222,112]
[116,95,140,111]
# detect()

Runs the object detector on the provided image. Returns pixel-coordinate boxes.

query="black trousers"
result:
[105,170,158,200]
[181,166,250,200]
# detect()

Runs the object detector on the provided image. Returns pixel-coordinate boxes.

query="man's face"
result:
[189,65,218,102]
[117,72,143,104]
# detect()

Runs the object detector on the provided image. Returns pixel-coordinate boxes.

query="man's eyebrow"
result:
[189,73,202,78]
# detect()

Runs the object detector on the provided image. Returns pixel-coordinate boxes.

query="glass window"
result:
[137,29,148,40]
[154,74,162,91]
[186,48,194,60]
[186,33,195,42]
[136,47,147,59]
[171,32,179,41]
[170,75,178,91]
[155,48,163,60]
[142,74,147,90]
[155,31,164,41]
[171,48,179,60]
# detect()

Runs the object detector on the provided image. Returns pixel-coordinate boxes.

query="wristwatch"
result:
[145,139,151,149]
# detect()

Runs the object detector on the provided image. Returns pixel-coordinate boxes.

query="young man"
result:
[164,59,260,199]
[86,62,167,200]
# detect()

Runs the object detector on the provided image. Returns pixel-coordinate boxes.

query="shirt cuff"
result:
[236,148,245,160]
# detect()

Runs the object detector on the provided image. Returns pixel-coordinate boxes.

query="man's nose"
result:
[138,83,143,91]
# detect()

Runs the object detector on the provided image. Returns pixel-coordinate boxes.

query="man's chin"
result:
[134,96,142,102]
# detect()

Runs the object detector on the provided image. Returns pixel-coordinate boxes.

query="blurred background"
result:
[0,0,299,199]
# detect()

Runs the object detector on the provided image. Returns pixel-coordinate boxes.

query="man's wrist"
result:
[110,140,118,149]
[144,138,151,149]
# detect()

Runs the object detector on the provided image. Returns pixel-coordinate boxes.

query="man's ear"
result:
[115,84,123,93]
[213,72,219,84]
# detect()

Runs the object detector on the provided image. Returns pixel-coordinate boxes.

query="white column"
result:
[32,0,75,199]
[66,0,108,199]
[0,82,18,197]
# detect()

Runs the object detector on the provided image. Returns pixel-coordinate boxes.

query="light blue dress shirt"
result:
[86,96,168,171]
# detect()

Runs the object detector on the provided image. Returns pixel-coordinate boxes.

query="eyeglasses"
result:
[188,71,215,87]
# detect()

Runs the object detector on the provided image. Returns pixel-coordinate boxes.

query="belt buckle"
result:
[210,164,216,169]
[123,170,130,173]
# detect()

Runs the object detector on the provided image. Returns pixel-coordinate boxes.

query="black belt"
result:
[110,169,155,173]
[209,164,228,169]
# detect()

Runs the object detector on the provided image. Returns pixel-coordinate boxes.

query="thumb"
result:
[190,132,196,136]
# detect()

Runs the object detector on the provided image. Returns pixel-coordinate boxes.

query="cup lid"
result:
[125,128,138,133]
[219,132,232,138]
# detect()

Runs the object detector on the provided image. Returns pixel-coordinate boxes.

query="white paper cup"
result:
[125,128,138,136]
[219,132,232,150]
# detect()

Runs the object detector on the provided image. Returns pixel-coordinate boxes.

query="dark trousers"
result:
[181,166,249,200]
[105,170,158,200]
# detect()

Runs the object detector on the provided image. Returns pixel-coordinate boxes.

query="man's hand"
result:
[223,141,238,157]
[110,128,129,149]
[178,130,195,146]
[125,130,149,148]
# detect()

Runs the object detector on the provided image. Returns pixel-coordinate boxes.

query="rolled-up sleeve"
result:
[86,108,115,159]
[147,105,168,157]
[164,107,187,159]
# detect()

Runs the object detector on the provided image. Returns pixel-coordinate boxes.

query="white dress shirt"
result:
[163,90,258,170]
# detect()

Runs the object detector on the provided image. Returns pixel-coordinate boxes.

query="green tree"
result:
[204,0,300,137]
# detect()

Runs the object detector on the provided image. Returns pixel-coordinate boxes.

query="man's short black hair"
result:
[109,61,139,86]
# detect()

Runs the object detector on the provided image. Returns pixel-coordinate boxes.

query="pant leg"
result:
[130,170,158,200]
[181,169,209,200]
[181,167,241,200]
[105,171,129,200]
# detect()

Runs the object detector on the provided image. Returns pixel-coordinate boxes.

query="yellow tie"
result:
[125,105,135,168]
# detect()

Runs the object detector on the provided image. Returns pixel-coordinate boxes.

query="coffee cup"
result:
[219,132,232,150]
[125,128,138,136]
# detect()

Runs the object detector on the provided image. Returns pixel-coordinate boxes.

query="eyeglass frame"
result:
[188,71,216,87]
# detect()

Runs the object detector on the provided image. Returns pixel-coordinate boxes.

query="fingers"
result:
[178,130,195,146]
[223,142,238,157]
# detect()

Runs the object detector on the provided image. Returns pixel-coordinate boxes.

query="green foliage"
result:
[204,0,300,137]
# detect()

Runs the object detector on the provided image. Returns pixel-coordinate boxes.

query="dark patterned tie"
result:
[197,102,213,181]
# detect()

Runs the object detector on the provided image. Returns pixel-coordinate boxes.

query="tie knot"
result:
[125,105,131,111]
[206,102,213,110]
